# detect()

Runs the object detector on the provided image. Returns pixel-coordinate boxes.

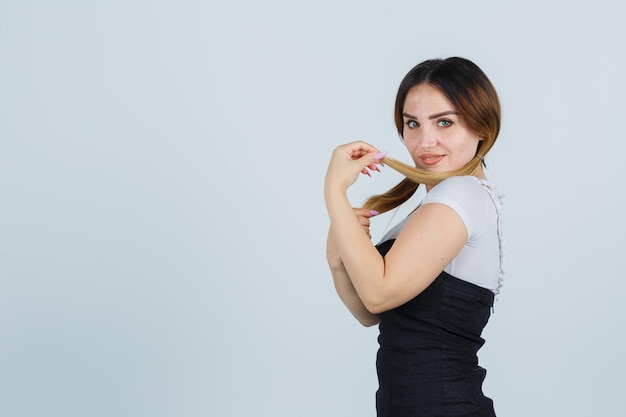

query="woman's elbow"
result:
[363,297,389,316]
[357,314,379,327]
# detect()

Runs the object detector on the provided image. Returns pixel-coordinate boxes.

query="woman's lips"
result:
[420,154,444,165]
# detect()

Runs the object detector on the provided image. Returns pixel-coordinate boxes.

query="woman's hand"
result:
[328,206,379,255]
[324,141,387,194]
[354,207,379,239]
[327,207,379,266]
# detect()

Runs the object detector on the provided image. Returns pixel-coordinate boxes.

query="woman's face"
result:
[401,83,482,174]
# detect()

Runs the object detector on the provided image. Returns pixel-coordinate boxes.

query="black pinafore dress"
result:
[375,239,496,417]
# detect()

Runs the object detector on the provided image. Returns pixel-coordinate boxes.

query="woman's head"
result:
[364,57,501,213]
[394,57,500,160]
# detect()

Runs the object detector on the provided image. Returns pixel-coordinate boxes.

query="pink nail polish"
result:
[370,210,380,216]
[374,151,387,160]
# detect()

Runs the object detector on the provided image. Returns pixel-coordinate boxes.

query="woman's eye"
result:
[438,119,453,127]
[406,120,418,128]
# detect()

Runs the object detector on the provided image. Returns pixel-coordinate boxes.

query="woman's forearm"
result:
[325,188,387,312]
[323,143,391,313]
[327,227,379,327]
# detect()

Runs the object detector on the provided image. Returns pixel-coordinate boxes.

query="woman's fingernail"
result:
[374,151,387,160]
[370,210,380,216]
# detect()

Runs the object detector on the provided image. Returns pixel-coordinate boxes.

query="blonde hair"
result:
[363,57,501,214]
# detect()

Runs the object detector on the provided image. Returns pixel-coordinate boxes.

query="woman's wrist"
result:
[324,182,347,203]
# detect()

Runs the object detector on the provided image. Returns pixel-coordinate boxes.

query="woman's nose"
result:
[420,131,437,149]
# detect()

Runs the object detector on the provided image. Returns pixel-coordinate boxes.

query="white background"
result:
[1,1,625,416]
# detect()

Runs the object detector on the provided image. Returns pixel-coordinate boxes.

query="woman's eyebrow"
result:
[428,111,458,119]
[402,111,459,120]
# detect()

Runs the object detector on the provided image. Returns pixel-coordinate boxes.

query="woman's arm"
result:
[324,142,468,314]
[327,210,379,327]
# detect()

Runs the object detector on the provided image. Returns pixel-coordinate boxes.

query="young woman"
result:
[324,57,504,417]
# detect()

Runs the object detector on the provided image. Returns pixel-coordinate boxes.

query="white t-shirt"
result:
[378,176,504,294]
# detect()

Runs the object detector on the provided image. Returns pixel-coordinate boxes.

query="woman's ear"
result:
[476,140,487,167]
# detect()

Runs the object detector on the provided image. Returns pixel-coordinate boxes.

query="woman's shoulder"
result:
[422,176,499,230]
[426,175,489,199]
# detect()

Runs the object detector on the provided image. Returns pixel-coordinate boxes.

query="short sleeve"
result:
[421,176,490,240]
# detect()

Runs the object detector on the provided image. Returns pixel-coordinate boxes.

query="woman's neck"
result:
[425,165,487,192]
